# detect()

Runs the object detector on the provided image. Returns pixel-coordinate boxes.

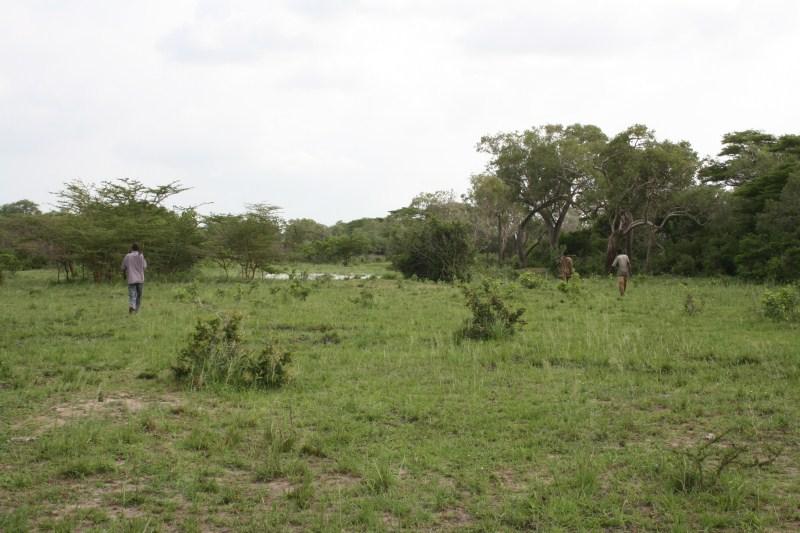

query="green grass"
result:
[1,267,799,531]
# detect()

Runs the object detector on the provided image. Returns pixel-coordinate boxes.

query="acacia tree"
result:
[53,179,202,281]
[478,124,605,265]
[204,204,283,280]
[596,125,699,270]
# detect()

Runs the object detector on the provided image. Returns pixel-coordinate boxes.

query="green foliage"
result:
[172,313,291,389]
[518,270,546,289]
[557,272,583,296]
[457,280,525,340]
[283,218,329,260]
[286,278,311,301]
[389,217,474,282]
[479,124,607,261]
[51,179,203,280]
[349,289,375,308]
[2,271,800,530]
[761,285,799,321]
[173,281,201,303]
[0,200,41,216]
[204,205,283,280]
[303,233,369,265]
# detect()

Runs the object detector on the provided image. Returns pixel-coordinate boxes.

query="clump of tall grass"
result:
[172,312,291,389]
[350,288,375,308]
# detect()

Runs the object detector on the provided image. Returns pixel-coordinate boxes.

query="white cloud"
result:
[1,0,799,223]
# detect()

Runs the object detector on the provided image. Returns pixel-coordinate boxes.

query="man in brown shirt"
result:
[559,254,574,282]
[611,250,631,296]
[122,243,147,313]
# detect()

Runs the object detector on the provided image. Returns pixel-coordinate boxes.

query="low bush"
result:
[557,272,583,296]
[287,278,311,301]
[518,271,546,289]
[667,430,781,494]
[173,282,201,303]
[761,285,799,321]
[172,312,291,389]
[457,280,525,341]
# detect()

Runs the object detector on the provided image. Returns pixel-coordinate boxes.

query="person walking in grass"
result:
[559,253,574,282]
[611,249,631,297]
[122,243,147,314]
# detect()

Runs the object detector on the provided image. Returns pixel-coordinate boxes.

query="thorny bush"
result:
[172,312,291,389]
[457,280,525,341]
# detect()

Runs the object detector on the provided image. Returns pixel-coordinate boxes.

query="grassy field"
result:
[1,266,799,532]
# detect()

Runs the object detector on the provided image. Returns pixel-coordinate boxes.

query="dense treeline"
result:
[1,125,798,282]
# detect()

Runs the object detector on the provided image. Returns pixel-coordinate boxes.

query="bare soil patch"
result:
[437,506,473,530]
[15,392,183,438]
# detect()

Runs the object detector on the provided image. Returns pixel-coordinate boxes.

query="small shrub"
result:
[287,279,311,301]
[252,342,293,389]
[234,283,256,302]
[761,285,799,321]
[174,281,201,303]
[556,272,583,296]
[457,280,525,341]
[172,313,291,389]
[518,271,546,289]
[667,431,781,494]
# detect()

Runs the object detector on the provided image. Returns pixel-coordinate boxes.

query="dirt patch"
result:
[437,506,473,529]
[316,472,361,491]
[48,478,149,525]
[16,392,183,437]
[492,468,526,492]
[382,511,400,529]
[266,479,293,496]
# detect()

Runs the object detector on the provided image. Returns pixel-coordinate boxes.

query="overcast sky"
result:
[1,0,798,224]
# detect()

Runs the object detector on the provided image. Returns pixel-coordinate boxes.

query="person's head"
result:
[131,242,140,252]
[617,248,623,255]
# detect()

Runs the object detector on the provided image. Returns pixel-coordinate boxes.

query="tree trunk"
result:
[497,215,504,263]
[645,228,656,273]
[515,226,527,267]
